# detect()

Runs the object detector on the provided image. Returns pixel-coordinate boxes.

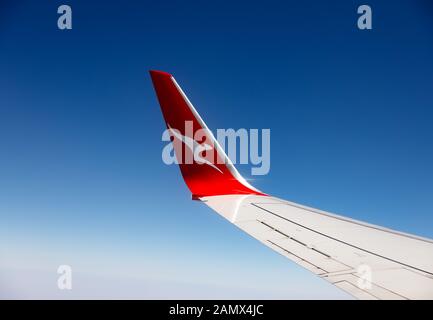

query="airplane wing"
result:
[149,70,433,300]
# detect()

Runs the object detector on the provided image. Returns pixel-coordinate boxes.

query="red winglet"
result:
[150,70,266,198]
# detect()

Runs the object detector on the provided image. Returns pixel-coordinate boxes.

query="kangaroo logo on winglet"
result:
[165,122,223,174]
[161,121,270,176]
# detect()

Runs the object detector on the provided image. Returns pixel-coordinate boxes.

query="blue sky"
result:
[1,0,433,298]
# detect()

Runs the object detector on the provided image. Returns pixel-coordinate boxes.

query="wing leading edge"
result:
[149,70,433,300]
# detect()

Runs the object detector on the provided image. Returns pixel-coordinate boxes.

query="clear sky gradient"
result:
[1,0,433,299]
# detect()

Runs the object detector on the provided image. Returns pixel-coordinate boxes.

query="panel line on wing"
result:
[258,220,307,246]
[254,200,433,245]
[267,240,328,275]
[251,202,433,277]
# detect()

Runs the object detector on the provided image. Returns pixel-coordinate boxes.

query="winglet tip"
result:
[149,70,172,78]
